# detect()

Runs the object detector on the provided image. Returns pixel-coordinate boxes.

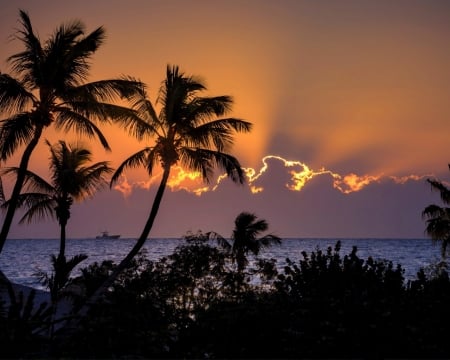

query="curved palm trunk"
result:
[0,126,43,253]
[70,165,171,321]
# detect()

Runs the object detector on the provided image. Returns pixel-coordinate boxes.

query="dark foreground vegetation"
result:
[1,235,450,359]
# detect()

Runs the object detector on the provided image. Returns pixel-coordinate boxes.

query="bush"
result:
[5,240,450,358]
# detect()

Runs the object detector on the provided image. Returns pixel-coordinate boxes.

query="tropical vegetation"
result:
[3,140,112,260]
[2,236,450,358]
[212,211,281,273]
[79,64,252,309]
[423,164,450,258]
[0,10,141,252]
[2,140,112,321]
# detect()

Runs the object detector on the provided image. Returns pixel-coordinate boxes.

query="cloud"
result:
[6,154,436,239]
[112,154,432,199]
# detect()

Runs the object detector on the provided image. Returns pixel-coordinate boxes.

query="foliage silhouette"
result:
[2,140,112,260]
[3,240,450,358]
[2,140,111,338]
[0,10,141,251]
[212,211,281,273]
[59,232,277,358]
[423,164,450,258]
[72,65,252,324]
[0,279,52,357]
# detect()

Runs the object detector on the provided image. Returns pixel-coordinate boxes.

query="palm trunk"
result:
[64,165,171,326]
[59,220,67,261]
[0,126,43,253]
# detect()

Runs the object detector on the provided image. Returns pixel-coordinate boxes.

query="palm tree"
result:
[0,10,141,252]
[214,212,281,273]
[2,140,113,260]
[423,164,450,258]
[3,140,112,334]
[73,65,252,318]
[108,64,252,273]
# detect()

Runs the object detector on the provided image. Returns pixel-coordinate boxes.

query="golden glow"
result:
[112,175,133,197]
[243,155,330,192]
[167,166,210,196]
[112,154,432,198]
[332,173,383,194]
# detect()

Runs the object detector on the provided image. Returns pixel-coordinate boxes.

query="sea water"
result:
[0,238,444,289]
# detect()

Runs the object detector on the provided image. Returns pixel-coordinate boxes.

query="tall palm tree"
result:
[2,140,113,260]
[423,164,450,258]
[0,10,141,252]
[73,65,252,318]
[214,212,281,273]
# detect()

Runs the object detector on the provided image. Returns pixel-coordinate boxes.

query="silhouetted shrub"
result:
[5,240,450,358]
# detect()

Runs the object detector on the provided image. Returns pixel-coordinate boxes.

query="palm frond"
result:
[130,84,159,122]
[64,26,105,85]
[178,147,213,182]
[178,147,245,184]
[112,106,158,141]
[247,219,269,234]
[159,65,206,123]
[75,77,144,103]
[63,254,89,276]
[45,19,88,89]
[424,216,450,241]
[422,204,449,220]
[187,118,251,152]
[16,193,56,224]
[110,147,154,185]
[258,234,282,248]
[187,96,234,124]
[0,73,34,114]
[44,140,113,200]
[0,113,35,160]
[53,108,110,150]
[427,178,450,204]
[73,162,113,200]
[7,10,43,83]
[193,148,246,184]
[208,231,232,251]
[1,166,54,194]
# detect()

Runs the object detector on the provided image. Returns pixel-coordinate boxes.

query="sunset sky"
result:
[1,0,449,239]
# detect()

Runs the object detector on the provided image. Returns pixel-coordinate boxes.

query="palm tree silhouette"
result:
[3,140,112,329]
[0,10,141,252]
[214,212,281,273]
[423,164,450,258]
[75,65,252,317]
[2,140,112,260]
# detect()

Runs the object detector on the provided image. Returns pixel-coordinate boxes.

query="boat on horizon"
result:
[96,231,121,240]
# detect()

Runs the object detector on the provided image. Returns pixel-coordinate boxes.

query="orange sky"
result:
[0,0,449,238]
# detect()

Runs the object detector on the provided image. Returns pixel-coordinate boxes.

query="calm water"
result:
[0,238,444,289]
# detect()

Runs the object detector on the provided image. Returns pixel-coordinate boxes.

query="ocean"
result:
[0,238,444,289]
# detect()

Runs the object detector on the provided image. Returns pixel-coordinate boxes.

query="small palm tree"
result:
[3,140,112,334]
[36,253,88,311]
[0,10,141,251]
[2,140,113,260]
[215,212,282,273]
[423,164,450,259]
